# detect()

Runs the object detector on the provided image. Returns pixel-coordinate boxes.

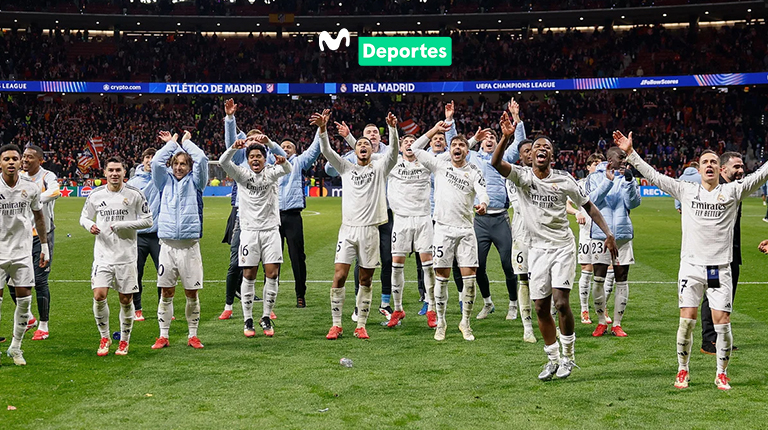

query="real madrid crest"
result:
[123,198,129,206]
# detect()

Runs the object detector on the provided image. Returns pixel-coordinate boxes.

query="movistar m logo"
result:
[318,29,351,52]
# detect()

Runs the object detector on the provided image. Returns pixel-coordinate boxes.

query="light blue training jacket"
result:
[152,138,208,240]
[586,161,641,241]
[127,165,160,234]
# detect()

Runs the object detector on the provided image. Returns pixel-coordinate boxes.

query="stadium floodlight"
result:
[96,21,100,24]
[217,22,221,26]
[265,0,271,4]
[663,13,667,17]
[457,20,461,24]
[377,22,380,26]
[705,11,709,14]
[748,8,752,12]
[417,21,421,25]
[498,20,502,23]
[580,17,584,20]
[621,15,625,18]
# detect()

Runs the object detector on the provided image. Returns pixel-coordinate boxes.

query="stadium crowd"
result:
[2,87,766,182]
[1,0,738,16]
[2,23,767,84]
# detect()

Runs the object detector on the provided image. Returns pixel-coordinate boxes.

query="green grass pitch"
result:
[1,196,767,429]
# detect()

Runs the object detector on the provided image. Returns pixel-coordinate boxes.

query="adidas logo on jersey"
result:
[562,280,570,286]
[99,201,108,208]
[0,194,5,200]
[195,281,201,287]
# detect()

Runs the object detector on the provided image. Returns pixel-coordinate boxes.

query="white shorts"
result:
[528,245,576,300]
[511,239,528,275]
[91,262,139,295]
[593,239,635,266]
[0,256,35,289]
[678,262,733,312]
[577,236,594,265]
[158,241,204,290]
[335,224,380,269]
[392,215,433,256]
[432,223,478,269]
[239,228,283,266]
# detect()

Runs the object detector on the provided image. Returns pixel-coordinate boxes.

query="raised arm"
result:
[182,135,209,191]
[266,156,294,182]
[412,121,452,151]
[381,112,401,173]
[734,159,768,201]
[491,112,516,179]
[615,131,684,200]
[444,100,458,145]
[152,131,177,189]
[296,129,323,171]
[334,121,357,148]
[504,120,525,164]
[224,99,247,165]
[313,110,349,175]
[219,140,253,185]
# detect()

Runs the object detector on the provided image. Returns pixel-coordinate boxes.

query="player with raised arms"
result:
[80,156,152,357]
[219,137,292,337]
[614,130,768,390]
[315,109,400,340]
[411,121,490,342]
[386,132,436,328]
[492,113,617,380]
[150,130,208,350]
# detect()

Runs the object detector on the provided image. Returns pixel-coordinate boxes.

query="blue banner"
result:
[2,72,766,95]
[640,186,671,197]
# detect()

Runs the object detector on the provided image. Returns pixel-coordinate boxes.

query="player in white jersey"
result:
[508,138,537,344]
[80,157,152,357]
[492,113,617,381]
[0,144,49,366]
[615,131,768,391]
[315,110,399,340]
[386,133,436,329]
[5,145,60,340]
[573,153,605,325]
[219,139,292,338]
[412,122,490,342]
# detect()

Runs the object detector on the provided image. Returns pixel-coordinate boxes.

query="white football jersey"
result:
[507,180,530,246]
[219,146,292,231]
[413,148,489,229]
[79,184,152,265]
[506,164,589,249]
[628,151,768,265]
[320,129,399,227]
[21,167,59,234]
[0,175,41,261]
[387,155,432,217]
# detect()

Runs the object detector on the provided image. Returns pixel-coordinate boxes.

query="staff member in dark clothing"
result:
[701,152,744,354]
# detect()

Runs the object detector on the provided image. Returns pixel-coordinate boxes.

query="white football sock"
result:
[544,341,561,364]
[241,277,256,322]
[119,302,135,343]
[356,284,373,328]
[518,280,533,331]
[39,321,49,332]
[579,270,592,313]
[592,276,606,325]
[677,318,696,371]
[11,296,32,349]
[93,298,110,339]
[434,276,449,326]
[613,281,629,326]
[461,276,476,325]
[714,323,733,375]
[604,269,615,301]
[157,296,173,338]
[559,332,575,361]
[0,296,3,329]
[186,296,200,338]
[330,287,345,327]
[422,261,436,312]
[391,262,405,312]
[224,303,233,311]
[483,295,493,306]
[263,277,278,318]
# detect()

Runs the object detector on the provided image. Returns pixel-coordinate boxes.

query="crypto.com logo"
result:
[318,28,351,51]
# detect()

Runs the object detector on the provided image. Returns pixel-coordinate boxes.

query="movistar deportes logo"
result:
[319,29,351,52]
